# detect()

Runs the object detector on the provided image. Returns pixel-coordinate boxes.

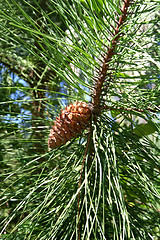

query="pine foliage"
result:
[0,0,160,239]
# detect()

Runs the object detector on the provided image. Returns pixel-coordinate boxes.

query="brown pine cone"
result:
[48,101,91,149]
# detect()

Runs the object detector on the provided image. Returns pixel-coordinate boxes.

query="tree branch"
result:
[92,0,132,111]
[0,55,34,83]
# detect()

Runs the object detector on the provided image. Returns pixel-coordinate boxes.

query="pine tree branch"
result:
[92,0,132,112]
[0,55,34,83]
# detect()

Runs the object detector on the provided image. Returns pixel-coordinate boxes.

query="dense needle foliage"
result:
[0,0,160,239]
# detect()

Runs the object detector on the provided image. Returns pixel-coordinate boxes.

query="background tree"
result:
[0,0,160,239]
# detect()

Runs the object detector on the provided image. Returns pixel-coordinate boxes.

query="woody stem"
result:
[93,0,131,112]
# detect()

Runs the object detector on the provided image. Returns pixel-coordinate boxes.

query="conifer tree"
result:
[0,0,160,239]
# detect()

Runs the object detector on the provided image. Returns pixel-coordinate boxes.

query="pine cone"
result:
[48,101,91,149]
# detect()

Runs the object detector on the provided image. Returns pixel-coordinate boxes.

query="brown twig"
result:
[92,0,131,112]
